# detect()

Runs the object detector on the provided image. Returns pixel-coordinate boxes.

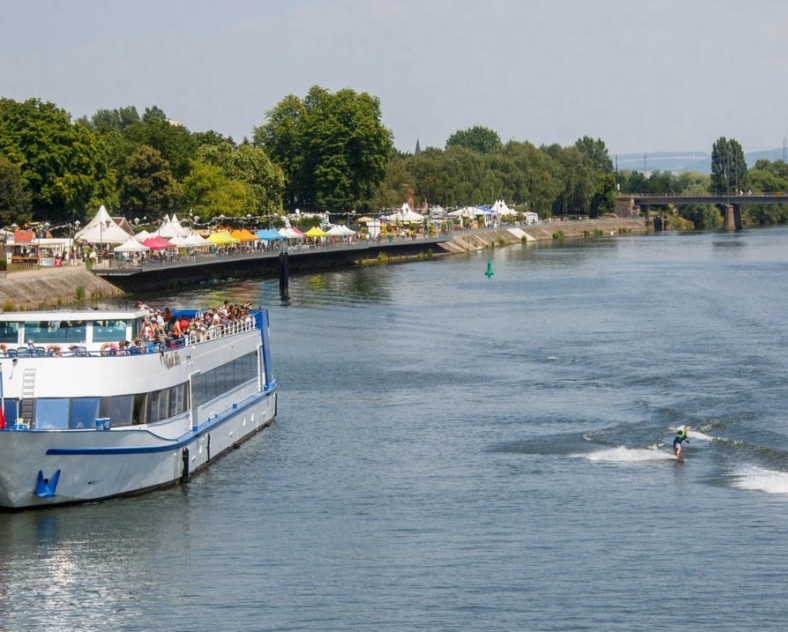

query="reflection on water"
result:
[5,227,788,630]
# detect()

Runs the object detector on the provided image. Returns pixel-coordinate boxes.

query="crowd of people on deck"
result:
[99,301,256,355]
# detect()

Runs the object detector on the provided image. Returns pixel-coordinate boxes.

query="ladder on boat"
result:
[20,368,36,426]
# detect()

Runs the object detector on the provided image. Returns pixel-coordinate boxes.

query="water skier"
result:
[673,426,690,459]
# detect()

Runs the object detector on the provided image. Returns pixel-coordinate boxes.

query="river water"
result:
[3,227,788,630]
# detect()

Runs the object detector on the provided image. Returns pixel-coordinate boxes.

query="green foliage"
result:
[677,204,722,230]
[0,258,6,272]
[182,159,254,218]
[194,130,235,148]
[142,105,167,122]
[123,116,198,179]
[2,300,15,312]
[75,286,85,301]
[89,106,140,132]
[255,86,392,212]
[199,143,284,214]
[118,145,182,217]
[590,172,617,217]
[593,228,603,236]
[575,136,614,173]
[0,153,33,226]
[445,126,502,154]
[0,98,116,222]
[552,230,565,240]
[710,136,747,194]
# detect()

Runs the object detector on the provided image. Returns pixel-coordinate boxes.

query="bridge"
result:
[617,193,788,230]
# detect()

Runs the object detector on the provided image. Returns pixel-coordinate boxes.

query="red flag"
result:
[0,406,5,430]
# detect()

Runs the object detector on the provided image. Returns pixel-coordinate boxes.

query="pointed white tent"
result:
[75,206,133,243]
[133,229,152,242]
[113,238,150,253]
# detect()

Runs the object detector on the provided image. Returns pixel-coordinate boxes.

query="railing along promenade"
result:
[93,228,486,276]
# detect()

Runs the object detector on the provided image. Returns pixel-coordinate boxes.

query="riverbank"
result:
[438,217,648,253]
[0,218,649,310]
[0,265,125,311]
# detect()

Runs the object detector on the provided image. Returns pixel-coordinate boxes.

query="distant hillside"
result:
[616,148,785,175]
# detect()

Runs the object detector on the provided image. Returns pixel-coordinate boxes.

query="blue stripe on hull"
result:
[46,385,276,456]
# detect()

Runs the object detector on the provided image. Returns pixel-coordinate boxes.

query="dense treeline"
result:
[3,88,788,231]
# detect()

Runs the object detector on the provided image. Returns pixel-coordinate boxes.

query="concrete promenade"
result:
[1,218,649,308]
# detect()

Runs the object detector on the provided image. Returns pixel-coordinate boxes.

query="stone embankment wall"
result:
[438,218,648,253]
[0,266,125,310]
[0,219,649,309]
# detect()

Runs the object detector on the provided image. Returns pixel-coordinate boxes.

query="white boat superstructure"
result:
[0,307,277,509]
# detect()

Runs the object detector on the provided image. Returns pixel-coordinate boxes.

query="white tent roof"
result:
[448,207,482,218]
[279,227,303,239]
[75,205,133,242]
[327,225,345,237]
[387,209,424,223]
[185,233,210,247]
[169,235,190,247]
[113,237,150,253]
[492,199,516,216]
[133,229,152,242]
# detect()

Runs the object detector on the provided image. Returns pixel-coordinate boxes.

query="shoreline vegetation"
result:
[1,218,647,311]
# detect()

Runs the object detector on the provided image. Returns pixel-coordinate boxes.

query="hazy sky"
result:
[2,0,786,155]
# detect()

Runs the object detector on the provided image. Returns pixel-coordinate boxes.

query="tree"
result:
[182,160,254,219]
[253,94,307,207]
[445,126,502,154]
[710,136,747,194]
[0,153,33,226]
[142,105,167,122]
[254,86,392,212]
[0,98,116,222]
[89,106,140,132]
[590,172,617,217]
[199,143,285,214]
[574,136,614,173]
[194,130,236,148]
[123,117,198,180]
[118,145,181,217]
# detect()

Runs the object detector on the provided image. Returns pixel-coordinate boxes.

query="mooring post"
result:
[640,204,650,220]
[279,238,290,300]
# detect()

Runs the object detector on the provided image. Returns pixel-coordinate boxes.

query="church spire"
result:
[415,138,421,156]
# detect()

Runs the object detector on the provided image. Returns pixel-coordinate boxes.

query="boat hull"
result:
[0,389,276,509]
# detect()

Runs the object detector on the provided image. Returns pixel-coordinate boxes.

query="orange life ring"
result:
[100,342,114,356]
[0,343,7,356]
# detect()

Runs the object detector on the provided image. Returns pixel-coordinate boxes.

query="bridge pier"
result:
[723,205,740,231]
[639,204,650,220]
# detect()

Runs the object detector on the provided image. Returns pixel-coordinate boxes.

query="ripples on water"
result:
[3,228,788,630]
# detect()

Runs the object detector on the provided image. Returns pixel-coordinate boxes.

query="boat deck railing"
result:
[0,318,258,359]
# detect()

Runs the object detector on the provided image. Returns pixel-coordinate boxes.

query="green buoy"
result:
[485,259,494,279]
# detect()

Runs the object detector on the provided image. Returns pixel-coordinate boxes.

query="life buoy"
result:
[100,342,115,356]
[0,343,7,357]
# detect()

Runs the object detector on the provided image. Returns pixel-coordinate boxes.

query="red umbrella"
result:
[141,237,176,250]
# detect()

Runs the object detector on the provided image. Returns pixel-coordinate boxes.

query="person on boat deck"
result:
[673,426,690,458]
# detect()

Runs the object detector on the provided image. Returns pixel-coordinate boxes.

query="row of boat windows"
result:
[0,320,136,344]
[192,351,259,409]
[5,350,260,429]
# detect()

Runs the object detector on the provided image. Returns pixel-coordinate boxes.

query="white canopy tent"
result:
[386,204,425,223]
[492,199,517,217]
[113,238,150,253]
[185,234,211,247]
[75,205,133,243]
[133,229,152,242]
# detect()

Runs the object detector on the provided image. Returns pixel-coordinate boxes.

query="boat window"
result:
[24,321,87,344]
[93,320,128,343]
[70,397,100,429]
[191,351,258,409]
[101,395,134,427]
[0,322,22,343]
[133,392,148,425]
[35,398,70,430]
[169,383,187,417]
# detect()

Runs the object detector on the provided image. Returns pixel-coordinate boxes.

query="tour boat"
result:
[0,307,277,509]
